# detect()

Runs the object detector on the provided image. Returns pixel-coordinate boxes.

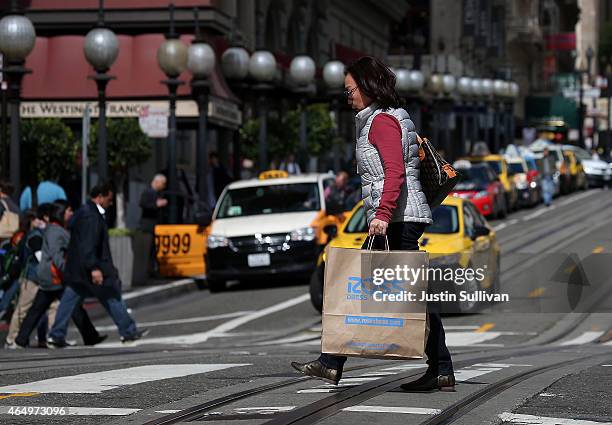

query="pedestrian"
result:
[291,56,455,392]
[0,181,20,242]
[279,153,301,175]
[324,171,353,211]
[209,152,232,200]
[4,206,48,348]
[14,201,105,348]
[541,147,556,207]
[19,180,68,211]
[47,182,147,345]
[139,174,168,233]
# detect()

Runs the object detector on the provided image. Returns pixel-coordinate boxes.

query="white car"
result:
[562,145,611,187]
[205,171,346,291]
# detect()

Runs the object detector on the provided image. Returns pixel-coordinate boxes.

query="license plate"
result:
[247,253,271,267]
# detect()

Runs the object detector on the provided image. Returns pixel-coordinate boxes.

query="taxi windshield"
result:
[344,205,458,234]
[216,183,320,218]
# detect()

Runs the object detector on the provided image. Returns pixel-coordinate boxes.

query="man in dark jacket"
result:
[139,174,168,233]
[48,183,147,345]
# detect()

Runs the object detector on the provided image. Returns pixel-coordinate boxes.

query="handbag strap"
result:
[366,234,390,251]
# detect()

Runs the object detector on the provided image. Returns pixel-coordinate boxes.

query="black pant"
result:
[319,221,454,375]
[15,288,100,347]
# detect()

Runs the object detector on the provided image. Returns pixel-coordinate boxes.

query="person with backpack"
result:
[4,206,48,348]
[13,201,105,348]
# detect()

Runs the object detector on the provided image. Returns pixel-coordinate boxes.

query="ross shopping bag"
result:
[321,242,429,359]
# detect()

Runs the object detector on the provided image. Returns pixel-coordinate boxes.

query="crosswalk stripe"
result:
[559,331,605,346]
[499,412,612,424]
[343,405,441,415]
[0,364,250,394]
[94,311,254,331]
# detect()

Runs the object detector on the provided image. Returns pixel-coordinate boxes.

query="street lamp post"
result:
[84,0,119,183]
[457,75,473,156]
[220,28,250,179]
[0,1,36,194]
[157,3,188,224]
[290,54,316,171]
[187,8,215,218]
[323,59,345,172]
[249,49,276,170]
[470,78,483,153]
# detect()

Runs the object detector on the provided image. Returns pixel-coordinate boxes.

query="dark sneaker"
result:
[46,337,74,349]
[120,328,149,344]
[291,360,342,385]
[400,373,456,392]
[84,334,108,346]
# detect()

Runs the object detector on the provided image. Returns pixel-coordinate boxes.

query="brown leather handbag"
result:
[416,135,460,209]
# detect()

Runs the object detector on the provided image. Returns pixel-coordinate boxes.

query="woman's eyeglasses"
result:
[343,86,358,98]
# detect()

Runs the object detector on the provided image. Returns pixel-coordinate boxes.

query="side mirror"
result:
[472,225,490,240]
[323,224,338,240]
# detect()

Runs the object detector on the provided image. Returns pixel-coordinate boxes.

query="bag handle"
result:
[366,234,390,251]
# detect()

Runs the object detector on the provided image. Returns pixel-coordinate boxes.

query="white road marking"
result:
[602,364,612,366]
[0,406,140,416]
[343,405,441,415]
[444,325,480,330]
[454,363,531,382]
[559,331,605,346]
[539,393,558,397]
[523,205,557,221]
[445,331,503,346]
[155,410,182,413]
[123,278,195,300]
[499,412,612,424]
[233,406,295,414]
[254,333,321,346]
[555,190,597,207]
[97,294,311,347]
[0,364,250,394]
[381,364,425,371]
[94,311,254,331]
[493,223,509,231]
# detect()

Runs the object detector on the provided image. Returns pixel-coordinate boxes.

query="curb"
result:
[85,276,207,321]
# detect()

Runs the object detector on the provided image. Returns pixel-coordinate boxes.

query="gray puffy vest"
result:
[355,103,432,225]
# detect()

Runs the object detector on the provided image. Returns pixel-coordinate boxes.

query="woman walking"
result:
[14,201,104,348]
[291,56,455,392]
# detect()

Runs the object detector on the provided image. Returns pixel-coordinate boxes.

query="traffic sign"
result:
[138,105,168,138]
[562,87,601,100]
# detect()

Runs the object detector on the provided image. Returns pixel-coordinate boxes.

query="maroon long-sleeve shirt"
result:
[368,113,406,223]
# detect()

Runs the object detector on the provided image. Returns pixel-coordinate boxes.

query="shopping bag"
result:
[321,242,429,359]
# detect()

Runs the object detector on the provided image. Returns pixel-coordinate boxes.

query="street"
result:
[0,188,611,425]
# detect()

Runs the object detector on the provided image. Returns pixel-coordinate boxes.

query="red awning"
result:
[21,33,238,103]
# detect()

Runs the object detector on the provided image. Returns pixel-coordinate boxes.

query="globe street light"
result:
[187,8,215,222]
[84,0,119,183]
[249,49,276,170]
[157,3,188,224]
[220,28,250,179]
[323,59,345,172]
[0,1,36,193]
[290,54,316,171]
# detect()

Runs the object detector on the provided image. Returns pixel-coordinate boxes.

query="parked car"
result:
[562,150,588,191]
[461,154,519,212]
[507,157,540,207]
[562,145,611,187]
[451,162,507,218]
[309,197,501,314]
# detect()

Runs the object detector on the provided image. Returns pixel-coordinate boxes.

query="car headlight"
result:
[583,166,595,174]
[290,226,317,242]
[529,181,537,189]
[429,253,461,266]
[473,190,489,199]
[207,234,229,249]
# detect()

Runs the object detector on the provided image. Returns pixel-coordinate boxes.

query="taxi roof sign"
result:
[258,170,289,180]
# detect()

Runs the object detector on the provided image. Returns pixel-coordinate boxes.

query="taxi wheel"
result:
[456,263,480,314]
[309,264,325,314]
[207,277,226,293]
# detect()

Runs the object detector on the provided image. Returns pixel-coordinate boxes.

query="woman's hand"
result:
[369,218,388,236]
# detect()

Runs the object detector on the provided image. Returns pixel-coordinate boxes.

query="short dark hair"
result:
[36,203,54,221]
[345,56,401,110]
[90,181,114,198]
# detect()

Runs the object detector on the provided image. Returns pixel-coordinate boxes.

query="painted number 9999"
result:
[155,233,191,255]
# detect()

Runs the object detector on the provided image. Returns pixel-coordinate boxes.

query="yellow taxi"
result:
[205,170,350,291]
[562,149,588,191]
[309,197,501,313]
[462,154,519,212]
